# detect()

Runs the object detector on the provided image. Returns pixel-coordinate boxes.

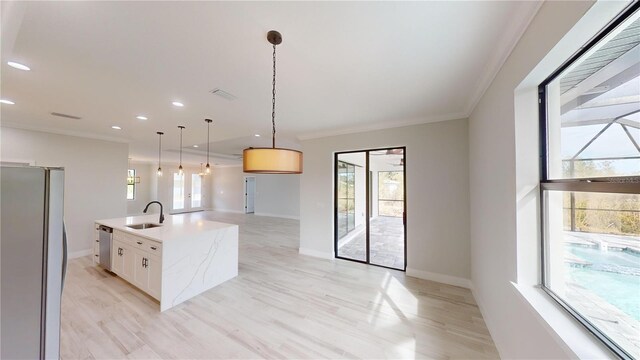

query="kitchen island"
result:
[94,214,238,311]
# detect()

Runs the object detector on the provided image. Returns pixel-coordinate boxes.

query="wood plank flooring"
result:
[61,211,498,359]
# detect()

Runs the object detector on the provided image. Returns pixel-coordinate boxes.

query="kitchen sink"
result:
[126,223,162,230]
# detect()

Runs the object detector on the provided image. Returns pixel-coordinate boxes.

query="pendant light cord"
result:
[207,122,210,164]
[178,126,185,170]
[272,44,277,149]
[159,134,161,166]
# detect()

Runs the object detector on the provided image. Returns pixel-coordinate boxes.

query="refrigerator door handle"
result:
[62,222,68,292]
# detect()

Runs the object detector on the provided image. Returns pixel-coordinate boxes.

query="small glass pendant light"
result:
[178,125,185,175]
[156,131,164,176]
[205,119,212,174]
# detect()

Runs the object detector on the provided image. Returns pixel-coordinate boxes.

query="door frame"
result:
[244,176,256,214]
[333,146,407,271]
[170,170,205,214]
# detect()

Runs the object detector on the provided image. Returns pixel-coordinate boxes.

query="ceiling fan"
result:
[387,158,404,167]
[371,148,404,156]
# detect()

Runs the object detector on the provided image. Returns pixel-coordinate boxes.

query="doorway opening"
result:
[334,147,406,271]
[244,176,256,214]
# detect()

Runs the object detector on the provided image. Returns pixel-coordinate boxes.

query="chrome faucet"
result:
[143,201,165,224]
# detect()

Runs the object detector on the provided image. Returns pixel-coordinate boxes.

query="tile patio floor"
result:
[338,216,405,269]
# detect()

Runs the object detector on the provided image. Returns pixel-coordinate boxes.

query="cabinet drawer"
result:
[145,241,162,254]
[129,236,148,250]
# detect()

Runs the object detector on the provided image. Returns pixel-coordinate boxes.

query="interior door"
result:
[245,177,255,214]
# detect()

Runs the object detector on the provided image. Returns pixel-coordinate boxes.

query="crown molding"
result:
[464,1,543,116]
[296,111,468,141]
[1,121,130,144]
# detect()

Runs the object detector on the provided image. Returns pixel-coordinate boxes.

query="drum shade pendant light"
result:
[178,125,185,175]
[243,30,303,174]
[156,132,164,176]
[205,119,212,174]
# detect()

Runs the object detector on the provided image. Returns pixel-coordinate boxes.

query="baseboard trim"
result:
[254,212,300,220]
[299,247,334,260]
[212,208,245,214]
[69,249,92,259]
[406,268,472,289]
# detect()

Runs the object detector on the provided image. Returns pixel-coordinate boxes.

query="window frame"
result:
[126,169,136,200]
[538,2,640,359]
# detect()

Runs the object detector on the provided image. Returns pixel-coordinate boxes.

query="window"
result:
[539,4,639,359]
[126,169,135,200]
[337,161,356,238]
[378,171,404,217]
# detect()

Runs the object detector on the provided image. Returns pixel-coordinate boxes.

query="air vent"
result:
[209,88,237,101]
[50,112,81,120]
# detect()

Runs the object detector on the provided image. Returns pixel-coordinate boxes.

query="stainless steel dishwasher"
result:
[98,225,113,270]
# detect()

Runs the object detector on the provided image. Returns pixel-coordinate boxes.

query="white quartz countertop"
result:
[95,214,237,243]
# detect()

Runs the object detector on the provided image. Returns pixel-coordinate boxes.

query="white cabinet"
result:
[111,240,135,282]
[93,227,100,264]
[112,240,124,274]
[108,230,162,300]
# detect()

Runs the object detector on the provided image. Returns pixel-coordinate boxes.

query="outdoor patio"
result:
[337,216,405,269]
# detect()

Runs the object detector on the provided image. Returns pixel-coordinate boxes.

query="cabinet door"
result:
[132,251,148,290]
[93,227,100,264]
[146,254,162,300]
[121,244,135,282]
[111,240,124,275]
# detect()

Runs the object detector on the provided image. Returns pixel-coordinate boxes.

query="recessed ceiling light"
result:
[172,101,184,107]
[193,145,199,148]
[111,126,122,130]
[136,115,148,120]
[7,61,30,71]
[0,99,15,105]
[254,134,261,137]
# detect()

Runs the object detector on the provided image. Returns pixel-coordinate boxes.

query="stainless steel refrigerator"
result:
[1,166,67,359]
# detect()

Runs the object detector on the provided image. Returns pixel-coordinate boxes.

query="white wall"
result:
[254,174,300,219]
[126,162,153,215]
[467,1,620,358]
[0,127,128,256]
[211,166,245,213]
[300,119,470,284]
[211,165,300,219]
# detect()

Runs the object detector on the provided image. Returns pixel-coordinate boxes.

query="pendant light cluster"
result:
[155,120,214,177]
[243,30,303,174]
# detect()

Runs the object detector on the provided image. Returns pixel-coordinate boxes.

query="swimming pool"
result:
[566,245,640,321]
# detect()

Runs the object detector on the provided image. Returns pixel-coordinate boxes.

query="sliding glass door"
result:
[334,147,406,270]
[336,152,366,261]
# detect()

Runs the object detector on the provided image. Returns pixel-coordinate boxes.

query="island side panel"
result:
[160,225,239,311]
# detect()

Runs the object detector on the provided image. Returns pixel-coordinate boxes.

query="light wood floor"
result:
[61,211,499,359]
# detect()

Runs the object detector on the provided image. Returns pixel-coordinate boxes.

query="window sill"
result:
[511,282,616,359]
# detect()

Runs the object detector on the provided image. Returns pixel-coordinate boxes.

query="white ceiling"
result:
[1,1,539,165]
